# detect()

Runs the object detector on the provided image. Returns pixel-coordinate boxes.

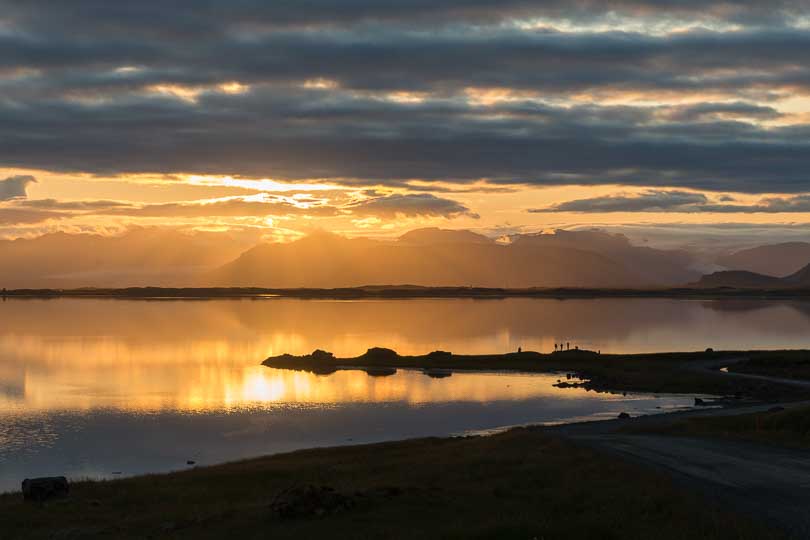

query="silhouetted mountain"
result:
[0,228,248,288]
[693,263,810,289]
[716,242,810,277]
[784,263,810,286]
[509,230,699,286]
[0,227,709,289]
[208,229,699,288]
[398,228,493,246]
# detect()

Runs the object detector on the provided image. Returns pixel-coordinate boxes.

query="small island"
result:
[264,347,810,402]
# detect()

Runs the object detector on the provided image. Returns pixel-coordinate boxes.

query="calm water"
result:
[2,297,809,492]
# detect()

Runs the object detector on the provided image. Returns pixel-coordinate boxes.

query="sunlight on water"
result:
[0,297,808,492]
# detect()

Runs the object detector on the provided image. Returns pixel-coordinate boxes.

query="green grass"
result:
[0,428,777,540]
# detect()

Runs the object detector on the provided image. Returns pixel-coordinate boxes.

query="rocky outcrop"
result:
[22,477,69,502]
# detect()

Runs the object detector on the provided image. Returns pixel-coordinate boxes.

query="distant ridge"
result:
[693,262,810,289]
[717,242,810,277]
[207,228,700,288]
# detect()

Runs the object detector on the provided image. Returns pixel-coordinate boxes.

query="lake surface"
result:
[2,297,809,493]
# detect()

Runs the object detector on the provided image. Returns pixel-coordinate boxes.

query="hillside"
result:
[0,229,248,288]
[693,263,810,289]
[207,229,699,288]
[716,242,810,277]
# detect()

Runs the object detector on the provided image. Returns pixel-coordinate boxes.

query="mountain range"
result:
[3,227,810,289]
[207,228,699,288]
[715,242,810,277]
[0,228,249,288]
[694,263,810,289]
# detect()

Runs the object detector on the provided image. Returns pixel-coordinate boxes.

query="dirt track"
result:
[552,362,810,538]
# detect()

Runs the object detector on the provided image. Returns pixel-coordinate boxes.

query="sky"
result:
[2,1,810,247]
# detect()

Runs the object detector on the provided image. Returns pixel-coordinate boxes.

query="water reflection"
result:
[2,297,810,413]
[0,297,808,492]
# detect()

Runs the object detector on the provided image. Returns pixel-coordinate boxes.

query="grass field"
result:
[730,351,810,382]
[0,427,777,540]
[640,403,810,449]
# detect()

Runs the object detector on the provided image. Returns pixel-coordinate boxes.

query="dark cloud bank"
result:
[532,191,810,213]
[2,1,810,193]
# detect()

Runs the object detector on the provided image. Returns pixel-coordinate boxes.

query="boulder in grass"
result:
[310,349,335,361]
[22,477,69,502]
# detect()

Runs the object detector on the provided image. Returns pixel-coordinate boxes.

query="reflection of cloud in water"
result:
[0,361,594,413]
[1,297,810,414]
[1,297,752,494]
[2,297,810,355]
[702,299,810,321]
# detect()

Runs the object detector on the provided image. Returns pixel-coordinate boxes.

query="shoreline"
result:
[3,285,810,300]
[0,402,798,538]
[4,346,808,536]
[263,347,810,401]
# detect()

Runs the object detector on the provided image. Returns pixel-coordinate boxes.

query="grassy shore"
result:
[0,427,778,540]
[637,403,810,449]
[729,350,810,381]
[264,348,810,401]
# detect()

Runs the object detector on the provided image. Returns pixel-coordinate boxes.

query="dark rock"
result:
[364,367,397,377]
[311,349,335,361]
[705,347,714,353]
[617,412,631,419]
[22,476,69,502]
[186,460,196,465]
[423,368,452,379]
[362,347,399,361]
[694,398,706,406]
[311,366,338,376]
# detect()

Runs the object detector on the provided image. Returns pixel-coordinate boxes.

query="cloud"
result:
[0,176,36,201]
[103,196,340,218]
[531,190,709,213]
[3,192,476,223]
[4,1,806,36]
[0,208,64,225]
[665,102,783,122]
[347,193,478,218]
[1,1,810,195]
[531,191,810,213]
[17,198,132,211]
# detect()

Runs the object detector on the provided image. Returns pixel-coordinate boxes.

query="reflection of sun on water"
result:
[238,370,288,403]
[11,297,800,414]
[0,330,590,412]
